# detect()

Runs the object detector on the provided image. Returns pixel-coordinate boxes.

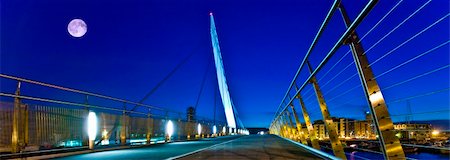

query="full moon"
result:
[67,19,87,37]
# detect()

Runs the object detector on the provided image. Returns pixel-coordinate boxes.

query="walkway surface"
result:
[53,135,323,160]
[178,134,322,160]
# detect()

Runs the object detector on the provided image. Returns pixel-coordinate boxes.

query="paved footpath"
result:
[177,134,323,160]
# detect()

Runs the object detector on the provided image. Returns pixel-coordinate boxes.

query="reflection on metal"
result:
[338,3,405,159]
[289,103,308,145]
[12,81,28,153]
[307,61,346,159]
[297,94,320,149]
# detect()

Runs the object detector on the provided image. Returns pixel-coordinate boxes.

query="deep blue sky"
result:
[1,0,449,127]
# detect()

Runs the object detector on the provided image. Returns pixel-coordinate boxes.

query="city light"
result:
[101,129,109,145]
[395,132,402,138]
[432,130,440,136]
[197,123,202,135]
[102,129,108,137]
[87,111,97,141]
[166,120,174,137]
[213,125,217,134]
[222,126,226,134]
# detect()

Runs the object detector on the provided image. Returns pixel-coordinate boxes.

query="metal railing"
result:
[270,0,449,159]
[0,73,230,155]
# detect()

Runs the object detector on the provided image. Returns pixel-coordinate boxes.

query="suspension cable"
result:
[129,44,202,112]
[358,0,404,43]
[194,60,212,110]
[368,13,450,67]
[362,0,432,56]
[302,1,405,99]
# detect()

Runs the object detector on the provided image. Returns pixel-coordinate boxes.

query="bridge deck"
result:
[178,134,322,160]
[53,135,323,160]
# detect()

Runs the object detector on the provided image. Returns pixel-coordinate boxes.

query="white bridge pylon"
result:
[209,13,237,129]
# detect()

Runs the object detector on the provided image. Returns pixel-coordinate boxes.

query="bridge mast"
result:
[209,13,237,129]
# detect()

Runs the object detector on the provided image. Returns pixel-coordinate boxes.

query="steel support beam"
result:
[289,103,308,145]
[271,0,377,130]
[338,4,405,159]
[308,61,346,159]
[297,95,321,149]
[281,113,290,138]
[286,111,295,139]
[273,0,341,120]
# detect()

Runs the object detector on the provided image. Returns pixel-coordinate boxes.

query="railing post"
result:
[289,103,308,145]
[307,61,346,159]
[12,81,28,153]
[297,94,321,149]
[120,104,127,145]
[146,109,153,144]
[83,95,89,146]
[338,3,405,159]
[281,112,290,138]
[177,114,182,141]
[286,111,295,139]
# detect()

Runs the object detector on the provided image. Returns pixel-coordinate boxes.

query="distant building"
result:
[310,113,375,140]
[187,106,196,122]
[394,123,431,143]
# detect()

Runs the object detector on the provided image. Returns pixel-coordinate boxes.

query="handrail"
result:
[271,0,378,126]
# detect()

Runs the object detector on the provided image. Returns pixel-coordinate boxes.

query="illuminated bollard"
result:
[197,123,202,139]
[87,111,97,150]
[212,125,217,137]
[166,120,174,142]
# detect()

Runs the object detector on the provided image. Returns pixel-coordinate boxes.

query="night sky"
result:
[1,0,449,127]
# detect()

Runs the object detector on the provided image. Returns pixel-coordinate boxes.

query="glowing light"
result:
[166,120,174,137]
[222,126,226,133]
[395,133,401,138]
[197,123,202,135]
[87,111,97,141]
[369,91,383,105]
[432,130,440,135]
[349,144,357,148]
[213,125,217,134]
[102,129,108,137]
